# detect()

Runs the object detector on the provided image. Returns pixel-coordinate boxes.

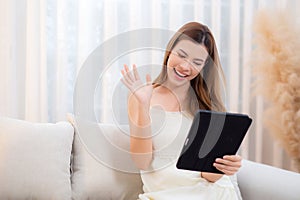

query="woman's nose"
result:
[179,60,192,70]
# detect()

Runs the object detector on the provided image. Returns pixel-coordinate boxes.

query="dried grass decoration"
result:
[252,9,300,172]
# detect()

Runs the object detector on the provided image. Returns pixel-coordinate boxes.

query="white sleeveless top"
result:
[139,107,239,200]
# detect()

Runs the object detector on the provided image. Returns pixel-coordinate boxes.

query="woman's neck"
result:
[153,83,190,111]
[163,83,190,101]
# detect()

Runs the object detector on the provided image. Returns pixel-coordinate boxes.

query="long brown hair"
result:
[153,22,226,113]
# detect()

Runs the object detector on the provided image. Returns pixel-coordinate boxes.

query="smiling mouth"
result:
[174,68,188,78]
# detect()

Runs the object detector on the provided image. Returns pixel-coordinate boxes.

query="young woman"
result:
[121,22,241,200]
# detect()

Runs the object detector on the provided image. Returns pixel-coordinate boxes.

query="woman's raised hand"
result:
[121,64,153,106]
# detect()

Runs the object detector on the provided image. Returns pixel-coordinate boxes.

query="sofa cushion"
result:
[68,115,143,200]
[0,117,74,200]
[237,159,300,200]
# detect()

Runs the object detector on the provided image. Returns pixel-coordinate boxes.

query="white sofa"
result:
[0,116,299,200]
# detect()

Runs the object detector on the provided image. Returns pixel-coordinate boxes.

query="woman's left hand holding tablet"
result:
[213,155,242,175]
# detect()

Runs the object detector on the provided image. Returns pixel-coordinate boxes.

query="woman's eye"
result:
[178,53,186,58]
[193,62,202,66]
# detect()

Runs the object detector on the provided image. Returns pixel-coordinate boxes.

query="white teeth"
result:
[174,69,187,77]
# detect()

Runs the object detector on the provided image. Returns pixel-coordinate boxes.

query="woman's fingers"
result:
[121,64,147,93]
[120,72,131,88]
[215,156,242,167]
[216,167,237,175]
[123,64,135,82]
[132,64,140,81]
[223,155,242,162]
[213,163,239,174]
[213,155,242,175]
[213,162,239,175]
[146,74,152,85]
[121,69,133,87]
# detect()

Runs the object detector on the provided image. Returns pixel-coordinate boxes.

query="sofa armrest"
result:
[237,159,300,200]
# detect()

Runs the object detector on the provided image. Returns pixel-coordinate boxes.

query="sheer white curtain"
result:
[0,0,299,171]
[0,0,48,122]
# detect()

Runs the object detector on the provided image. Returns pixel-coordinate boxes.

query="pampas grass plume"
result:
[252,9,300,172]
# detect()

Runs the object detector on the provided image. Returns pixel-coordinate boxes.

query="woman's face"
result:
[166,39,208,87]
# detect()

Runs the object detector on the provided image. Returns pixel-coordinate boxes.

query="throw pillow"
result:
[68,114,143,200]
[0,117,74,199]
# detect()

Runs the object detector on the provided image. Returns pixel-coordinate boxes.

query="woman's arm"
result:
[128,94,153,170]
[121,64,154,170]
[200,172,223,182]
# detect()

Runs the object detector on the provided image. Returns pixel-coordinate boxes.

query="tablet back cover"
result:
[176,110,252,174]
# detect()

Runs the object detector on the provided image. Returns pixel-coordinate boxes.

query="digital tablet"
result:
[176,109,252,174]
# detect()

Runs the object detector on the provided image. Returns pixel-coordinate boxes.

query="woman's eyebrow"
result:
[178,49,188,56]
[179,48,204,62]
